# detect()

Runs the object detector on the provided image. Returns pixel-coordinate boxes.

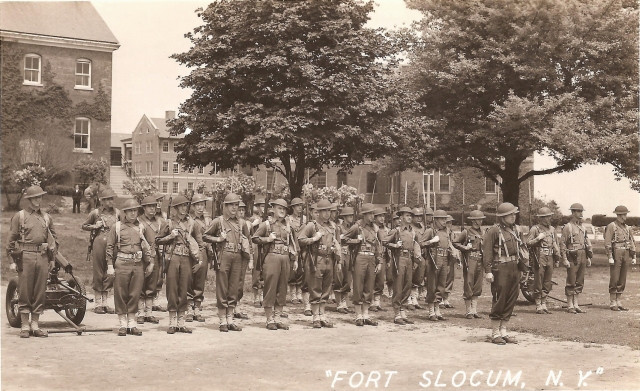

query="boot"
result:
[94,292,105,314]
[541,299,551,314]
[535,298,544,314]
[103,292,115,314]
[435,303,446,320]
[303,292,312,316]
[500,320,517,344]
[177,311,192,333]
[319,303,333,328]
[491,319,504,345]
[227,309,242,331]
[128,313,142,335]
[137,298,146,323]
[30,313,48,337]
[400,308,414,324]
[574,294,586,313]
[341,297,352,313]
[566,295,576,314]
[253,289,261,308]
[186,300,195,322]
[118,314,128,336]
[464,299,473,319]
[355,304,364,326]
[369,295,379,312]
[427,303,437,321]
[471,296,484,318]
[311,304,321,328]
[167,311,178,334]
[296,286,303,304]
[616,293,628,311]
[152,295,167,312]
[194,303,205,322]
[609,293,618,311]
[20,313,31,338]
[218,308,228,332]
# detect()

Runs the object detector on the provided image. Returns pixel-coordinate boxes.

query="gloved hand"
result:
[608,257,615,265]
[563,260,570,268]
[485,272,494,283]
[336,262,342,273]
[293,261,298,272]
[64,264,73,274]
[107,265,115,275]
[248,258,254,271]
[396,240,403,248]
[267,232,277,243]
[145,263,154,277]
[191,262,202,274]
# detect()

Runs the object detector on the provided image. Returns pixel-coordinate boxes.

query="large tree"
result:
[171,0,406,198]
[396,0,639,207]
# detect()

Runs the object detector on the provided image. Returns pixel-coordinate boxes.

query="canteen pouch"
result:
[10,249,24,272]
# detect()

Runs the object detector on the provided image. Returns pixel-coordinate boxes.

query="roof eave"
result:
[0,30,120,52]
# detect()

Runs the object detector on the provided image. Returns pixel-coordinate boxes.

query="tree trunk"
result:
[288,151,306,199]
[501,158,522,209]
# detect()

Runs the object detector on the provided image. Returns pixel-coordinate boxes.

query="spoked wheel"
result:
[6,277,21,328]
[64,278,87,325]
[520,267,535,303]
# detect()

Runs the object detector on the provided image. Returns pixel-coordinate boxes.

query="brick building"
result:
[0,2,119,185]
[127,111,232,195]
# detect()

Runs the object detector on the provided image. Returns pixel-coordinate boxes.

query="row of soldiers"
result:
[7,185,636,342]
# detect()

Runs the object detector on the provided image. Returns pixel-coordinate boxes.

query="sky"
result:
[92,0,638,216]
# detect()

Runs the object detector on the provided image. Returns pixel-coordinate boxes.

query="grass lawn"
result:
[2,204,638,350]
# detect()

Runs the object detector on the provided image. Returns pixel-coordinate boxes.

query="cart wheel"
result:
[520,267,535,304]
[6,277,21,328]
[64,278,87,325]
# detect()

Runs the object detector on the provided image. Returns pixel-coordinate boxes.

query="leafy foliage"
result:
[123,177,159,203]
[396,0,639,205]
[73,157,109,186]
[302,184,364,207]
[170,0,407,197]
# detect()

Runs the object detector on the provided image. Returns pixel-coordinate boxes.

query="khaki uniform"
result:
[346,220,382,305]
[190,214,212,305]
[381,225,421,313]
[82,207,119,294]
[287,214,307,291]
[527,224,560,301]
[420,227,450,304]
[138,215,164,303]
[604,221,636,294]
[559,221,592,296]
[453,227,486,301]
[298,221,340,304]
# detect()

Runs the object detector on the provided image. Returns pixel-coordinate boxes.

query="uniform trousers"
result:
[373,258,387,296]
[444,255,456,297]
[166,254,192,312]
[351,255,376,305]
[565,249,586,296]
[305,255,333,304]
[237,253,250,302]
[609,248,631,294]
[462,252,483,300]
[216,251,242,309]
[91,233,114,292]
[425,254,447,303]
[391,255,412,310]
[262,253,290,307]
[141,258,160,300]
[18,251,49,314]
[114,257,144,315]
[532,255,554,301]
[489,260,519,321]
[333,251,352,294]
[188,251,209,303]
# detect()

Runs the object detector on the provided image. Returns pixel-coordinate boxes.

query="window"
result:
[146,161,153,174]
[423,171,435,194]
[311,171,327,189]
[198,166,204,174]
[337,172,348,188]
[74,118,90,150]
[135,162,142,174]
[366,172,377,193]
[145,141,152,154]
[485,177,497,193]
[24,54,41,85]
[162,161,169,173]
[188,167,194,174]
[75,59,91,88]
[162,182,168,193]
[162,141,169,152]
[146,127,150,134]
[172,182,179,194]
[173,162,179,174]
[171,142,175,152]
[439,171,450,193]
[187,182,194,191]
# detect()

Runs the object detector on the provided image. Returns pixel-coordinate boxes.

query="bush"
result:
[591,214,639,227]
[45,184,75,197]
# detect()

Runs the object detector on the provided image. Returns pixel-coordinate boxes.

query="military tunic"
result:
[298,221,341,304]
[7,205,57,315]
[374,223,391,297]
[82,207,119,292]
[345,220,382,305]
[287,214,307,287]
[604,221,637,294]
[453,226,485,300]
[411,223,427,290]
[382,224,421,310]
[335,220,355,296]
[420,226,450,303]
[527,224,560,301]
[559,221,592,296]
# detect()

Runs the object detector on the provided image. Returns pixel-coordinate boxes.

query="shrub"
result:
[591,214,639,227]
[45,184,74,197]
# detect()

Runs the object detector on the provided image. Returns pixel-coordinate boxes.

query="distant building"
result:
[0,1,119,184]
[127,111,232,194]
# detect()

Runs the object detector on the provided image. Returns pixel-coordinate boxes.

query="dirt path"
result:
[2,292,639,391]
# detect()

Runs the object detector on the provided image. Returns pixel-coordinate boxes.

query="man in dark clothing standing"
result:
[72,185,83,213]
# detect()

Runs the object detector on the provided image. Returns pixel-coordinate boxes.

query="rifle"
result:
[422,200,438,271]
[350,199,363,272]
[163,194,173,275]
[209,193,220,271]
[256,192,272,274]
[85,224,100,263]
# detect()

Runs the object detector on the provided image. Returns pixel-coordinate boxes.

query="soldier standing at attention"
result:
[382,207,422,325]
[187,194,213,322]
[559,203,592,314]
[233,201,252,320]
[408,208,427,311]
[605,205,636,311]
[136,196,164,324]
[250,198,265,308]
[7,186,57,338]
[526,207,561,315]
[156,195,204,334]
[106,199,152,336]
[297,200,341,328]
[151,194,168,312]
[483,203,523,345]
[344,203,381,326]
[203,193,251,332]
[441,215,460,309]
[335,207,357,314]
[452,210,486,319]
[300,203,318,316]
[252,199,299,330]
[287,198,306,305]
[420,210,450,321]
[370,208,389,312]
[82,188,119,314]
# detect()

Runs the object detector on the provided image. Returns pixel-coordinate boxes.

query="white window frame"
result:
[198,166,204,174]
[162,141,169,153]
[162,161,169,173]
[423,171,435,194]
[162,182,168,193]
[439,171,451,193]
[74,59,92,90]
[187,182,194,191]
[485,177,498,194]
[173,162,179,174]
[24,54,42,85]
[73,117,91,152]
[172,182,179,194]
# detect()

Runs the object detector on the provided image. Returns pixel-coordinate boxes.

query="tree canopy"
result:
[171,0,406,197]
[396,0,639,205]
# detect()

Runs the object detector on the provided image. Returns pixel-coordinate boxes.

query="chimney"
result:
[165,111,176,121]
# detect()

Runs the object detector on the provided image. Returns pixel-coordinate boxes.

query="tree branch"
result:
[518,160,578,183]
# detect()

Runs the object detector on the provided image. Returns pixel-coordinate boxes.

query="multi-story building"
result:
[0,2,119,184]
[128,111,231,195]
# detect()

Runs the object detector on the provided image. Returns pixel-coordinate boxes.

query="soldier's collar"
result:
[99,205,114,213]
[24,204,39,214]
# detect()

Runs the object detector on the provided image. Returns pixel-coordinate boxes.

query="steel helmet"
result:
[339,207,354,216]
[99,188,117,200]
[316,200,333,210]
[23,185,47,199]
[271,198,288,209]
[171,195,190,207]
[467,210,485,220]
[424,207,434,216]
[361,203,376,214]
[373,208,385,216]
[569,203,585,211]
[496,203,519,217]
[141,196,158,206]
[536,207,553,217]
[122,199,141,211]
[433,210,448,218]
[290,198,304,207]
[412,208,424,216]
[223,193,241,204]
[396,207,414,216]
[191,194,211,204]
[614,205,630,214]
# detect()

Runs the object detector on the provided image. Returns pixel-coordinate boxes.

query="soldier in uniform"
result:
[381,207,422,325]
[526,207,561,314]
[344,203,381,326]
[7,186,57,338]
[297,199,341,328]
[483,203,524,345]
[408,208,427,311]
[152,193,168,312]
[136,196,164,324]
[420,210,450,321]
[335,207,357,314]
[452,210,486,319]
[287,198,306,305]
[250,198,265,308]
[370,208,389,312]
[233,201,252,320]
[252,199,299,330]
[604,205,637,311]
[187,194,213,322]
[156,195,204,334]
[82,188,119,314]
[559,203,592,314]
[300,202,318,316]
[106,199,152,336]
[442,214,460,309]
[203,193,251,332]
